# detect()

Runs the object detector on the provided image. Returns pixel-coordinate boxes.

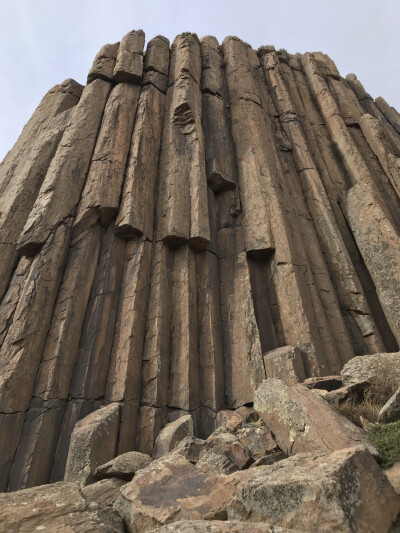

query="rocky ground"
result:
[1,351,400,532]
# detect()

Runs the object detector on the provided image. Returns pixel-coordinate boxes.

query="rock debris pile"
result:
[0,29,400,529]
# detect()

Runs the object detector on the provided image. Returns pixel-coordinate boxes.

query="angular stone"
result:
[113,30,145,84]
[82,477,126,506]
[87,42,120,83]
[378,386,400,423]
[0,224,70,413]
[200,36,224,96]
[341,352,400,386]
[385,462,400,495]
[169,33,201,86]
[64,403,120,485]
[115,85,165,240]
[73,82,141,236]
[227,447,400,532]
[18,79,112,256]
[303,375,343,391]
[95,451,153,480]
[0,481,124,532]
[114,454,252,532]
[344,182,400,344]
[153,415,194,458]
[254,379,379,456]
[263,346,306,384]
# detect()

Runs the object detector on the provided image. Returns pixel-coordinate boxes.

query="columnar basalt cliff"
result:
[1,30,400,494]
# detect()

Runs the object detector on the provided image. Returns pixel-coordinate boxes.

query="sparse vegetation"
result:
[278,47,288,54]
[368,421,400,469]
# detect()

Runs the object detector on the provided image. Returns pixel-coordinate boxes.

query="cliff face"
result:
[0,30,399,492]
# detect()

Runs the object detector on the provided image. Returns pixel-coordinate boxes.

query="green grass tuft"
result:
[278,48,288,54]
[368,420,400,469]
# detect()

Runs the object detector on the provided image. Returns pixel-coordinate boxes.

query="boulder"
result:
[341,352,400,386]
[64,403,120,485]
[254,379,379,456]
[83,477,127,506]
[263,346,306,384]
[95,451,153,481]
[378,386,400,423]
[236,421,278,459]
[114,454,253,532]
[153,415,194,458]
[0,481,124,532]
[227,447,400,532]
[153,520,298,532]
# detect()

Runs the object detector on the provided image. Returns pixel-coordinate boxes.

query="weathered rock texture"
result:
[1,31,400,492]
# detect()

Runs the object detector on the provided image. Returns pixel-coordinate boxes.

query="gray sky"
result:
[0,0,399,161]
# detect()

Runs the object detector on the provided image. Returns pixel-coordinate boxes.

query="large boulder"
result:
[263,346,306,384]
[153,415,194,458]
[0,481,124,532]
[114,454,253,532]
[227,447,400,532]
[95,451,153,480]
[64,403,120,485]
[341,352,400,386]
[254,379,378,456]
[83,477,127,506]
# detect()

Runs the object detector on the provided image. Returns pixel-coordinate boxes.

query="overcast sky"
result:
[0,0,398,161]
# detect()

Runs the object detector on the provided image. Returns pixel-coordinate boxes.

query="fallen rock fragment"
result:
[378,386,400,423]
[227,447,400,532]
[341,352,400,386]
[64,403,120,485]
[153,520,298,532]
[82,477,127,506]
[94,451,153,480]
[0,481,124,532]
[153,414,194,458]
[254,379,379,456]
[263,346,306,383]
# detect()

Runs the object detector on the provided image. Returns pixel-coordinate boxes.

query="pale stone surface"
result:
[385,462,400,495]
[263,346,306,383]
[113,30,145,84]
[254,379,379,456]
[0,481,124,532]
[341,352,400,386]
[82,477,127,506]
[143,35,169,92]
[227,447,400,532]
[153,415,194,458]
[64,403,120,485]
[95,451,153,480]
[87,42,120,83]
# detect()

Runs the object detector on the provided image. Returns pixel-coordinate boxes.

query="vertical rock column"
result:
[17,78,113,255]
[223,37,333,376]
[116,36,169,239]
[0,108,74,300]
[259,48,383,355]
[156,33,210,250]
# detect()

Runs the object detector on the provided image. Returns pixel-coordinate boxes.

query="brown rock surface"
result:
[0,481,124,532]
[227,447,400,532]
[95,451,153,480]
[153,521,297,532]
[1,31,400,497]
[64,403,120,485]
[153,415,194,458]
[254,379,378,456]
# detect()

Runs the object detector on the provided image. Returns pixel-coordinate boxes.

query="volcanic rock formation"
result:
[1,30,400,493]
